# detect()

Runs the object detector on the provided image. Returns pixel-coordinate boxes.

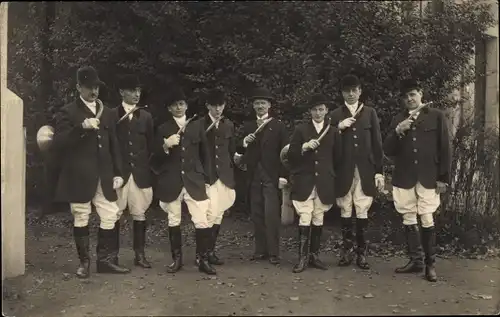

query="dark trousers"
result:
[250,165,281,257]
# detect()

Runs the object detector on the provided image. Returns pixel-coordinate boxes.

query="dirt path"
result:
[3,212,500,316]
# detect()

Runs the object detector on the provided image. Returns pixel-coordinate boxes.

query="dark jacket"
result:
[52,98,123,203]
[330,104,383,198]
[383,107,452,189]
[152,116,212,202]
[110,105,154,189]
[238,117,289,187]
[199,115,236,189]
[288,120,338,204]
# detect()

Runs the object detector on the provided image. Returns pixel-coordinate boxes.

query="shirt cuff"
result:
[375,173,384,180]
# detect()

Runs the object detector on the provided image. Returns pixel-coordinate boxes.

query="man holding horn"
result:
[330,74,385,270]
[52,66,130,278]
[194,88,236,267]
[152,87,216,275]
[383,79,451,282]
[235,87,288,265]
[287,94,338,273]
[110,74,154,269]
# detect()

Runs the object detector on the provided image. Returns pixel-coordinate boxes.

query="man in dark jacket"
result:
[110,74,154,269]
[195,88,236,266]
[288,94,338,273]
[235,87,288,265]
[330,74,385,270]
[152,88,216,275]
[383,79,451,282]
[52,66,130,278]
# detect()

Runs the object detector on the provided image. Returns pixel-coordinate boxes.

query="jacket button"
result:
[215,146,218,149]
[98,135,101,139]
[353,128,356,131]
[98,144,102,148]
[216,155,219,159]
[315,150,318,154]
[181,171,185,174]
[182,147,185,151]
[353,135,358,139]
[129,141,132,145]
[413,137,416,141]
[414,160,418,164]
[413,149,417,153]
[412,127,416,130]
[216,165,219,169]
[354,144,358,147]
[130,162,135,167]
[315,172,319,176]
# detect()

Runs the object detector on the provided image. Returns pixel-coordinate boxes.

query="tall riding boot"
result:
[167,226,183,273]
[422,226,438,282]
[395,225,425,273]
[112,220,120,265]
[355,218,370,270]
[309,225,328,270]
[338,217,355,266]
[194,230,201,266]
[292,226,310,273]
[133,220,152,268]
[96,227,131,274]
[208,224,224,265]
[197,228,217,275]
[74,226,91,278]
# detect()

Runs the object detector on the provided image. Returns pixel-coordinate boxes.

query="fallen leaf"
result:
[318,281,325,285]
[363,293,375,298]
[229,292,236,297]
[289,296,299,301]
[326,288,333,292]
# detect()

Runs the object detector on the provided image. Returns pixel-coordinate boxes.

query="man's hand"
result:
[113,176,124,189]
[164,134,181,148]
[375,174,385,192]
[338,117,356,130]
[436,181,448,194]
[302,139,320,153]
[205,183,210,190]
[82,118,100,130]
[243,133,256,147]
[395,119,414,135]
[278,177,288,189]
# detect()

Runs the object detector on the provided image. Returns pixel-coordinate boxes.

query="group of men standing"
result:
[49,66,451,283]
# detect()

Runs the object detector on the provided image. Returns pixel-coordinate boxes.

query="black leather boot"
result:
[133,220,152,268]
[74,226,90,279]
[292,226,310,273]
[422,226,437,282]
[338,217,355,266]
[197,228,217,275]
[208,224,224,265]
[355,218,370,270]
[96,227,131,274]
[309,225,328,270]
[112,220,120,265]
[395,225,425,273]
[167,226,183,273]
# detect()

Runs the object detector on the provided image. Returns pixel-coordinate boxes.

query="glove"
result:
[164,134,181,148]
[302,139,320,153]
[82,118,100,130]
[375,174,385,193]
[338,117,356,130]
[278,177,288,189]
[113,176,124,189]
[436,181,448,194]
[243,133,256,147]
[395,118,414,136]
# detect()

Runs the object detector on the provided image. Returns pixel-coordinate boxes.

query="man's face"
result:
[253,99,271,117]
[341,86,361,105]
[120,87,141,105]
[310,104,328,123]
[168,100,188,118]
[403,89,423,110]
[207,102,225,119]
[77,83,99,102]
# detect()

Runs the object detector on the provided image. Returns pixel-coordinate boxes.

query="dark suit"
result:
[110,106,154,189]
[238,117,288,257]
[200,115,236,189]
[52,98,122,203]
[152,116,211,202]
[330,105,383,198]
[288,121,338,204]
[383,107,452,189]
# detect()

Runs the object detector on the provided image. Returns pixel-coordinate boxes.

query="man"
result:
[383,79,451,282]
[195,88,236,266]
[330,74,385,270]
[52,66,130,278]
[152,87,216,275]
[235,87,288,265]
[110,74,154,269]
[287,94,338,273]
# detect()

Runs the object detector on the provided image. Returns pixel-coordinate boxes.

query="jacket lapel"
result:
[412,107,429,128]
[76,98,98,118]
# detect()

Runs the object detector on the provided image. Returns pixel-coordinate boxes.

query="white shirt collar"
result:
[312,120,324,134]
[345,101,359,117]
[208,112,221,128]
[122,102,136,120]
[80,95,96,115]
[173,115,187,128]
[256,113,269,121]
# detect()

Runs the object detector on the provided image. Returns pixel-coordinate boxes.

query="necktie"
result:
[257,118,264,126]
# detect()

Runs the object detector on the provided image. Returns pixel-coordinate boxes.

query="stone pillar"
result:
[1,2,26,279]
